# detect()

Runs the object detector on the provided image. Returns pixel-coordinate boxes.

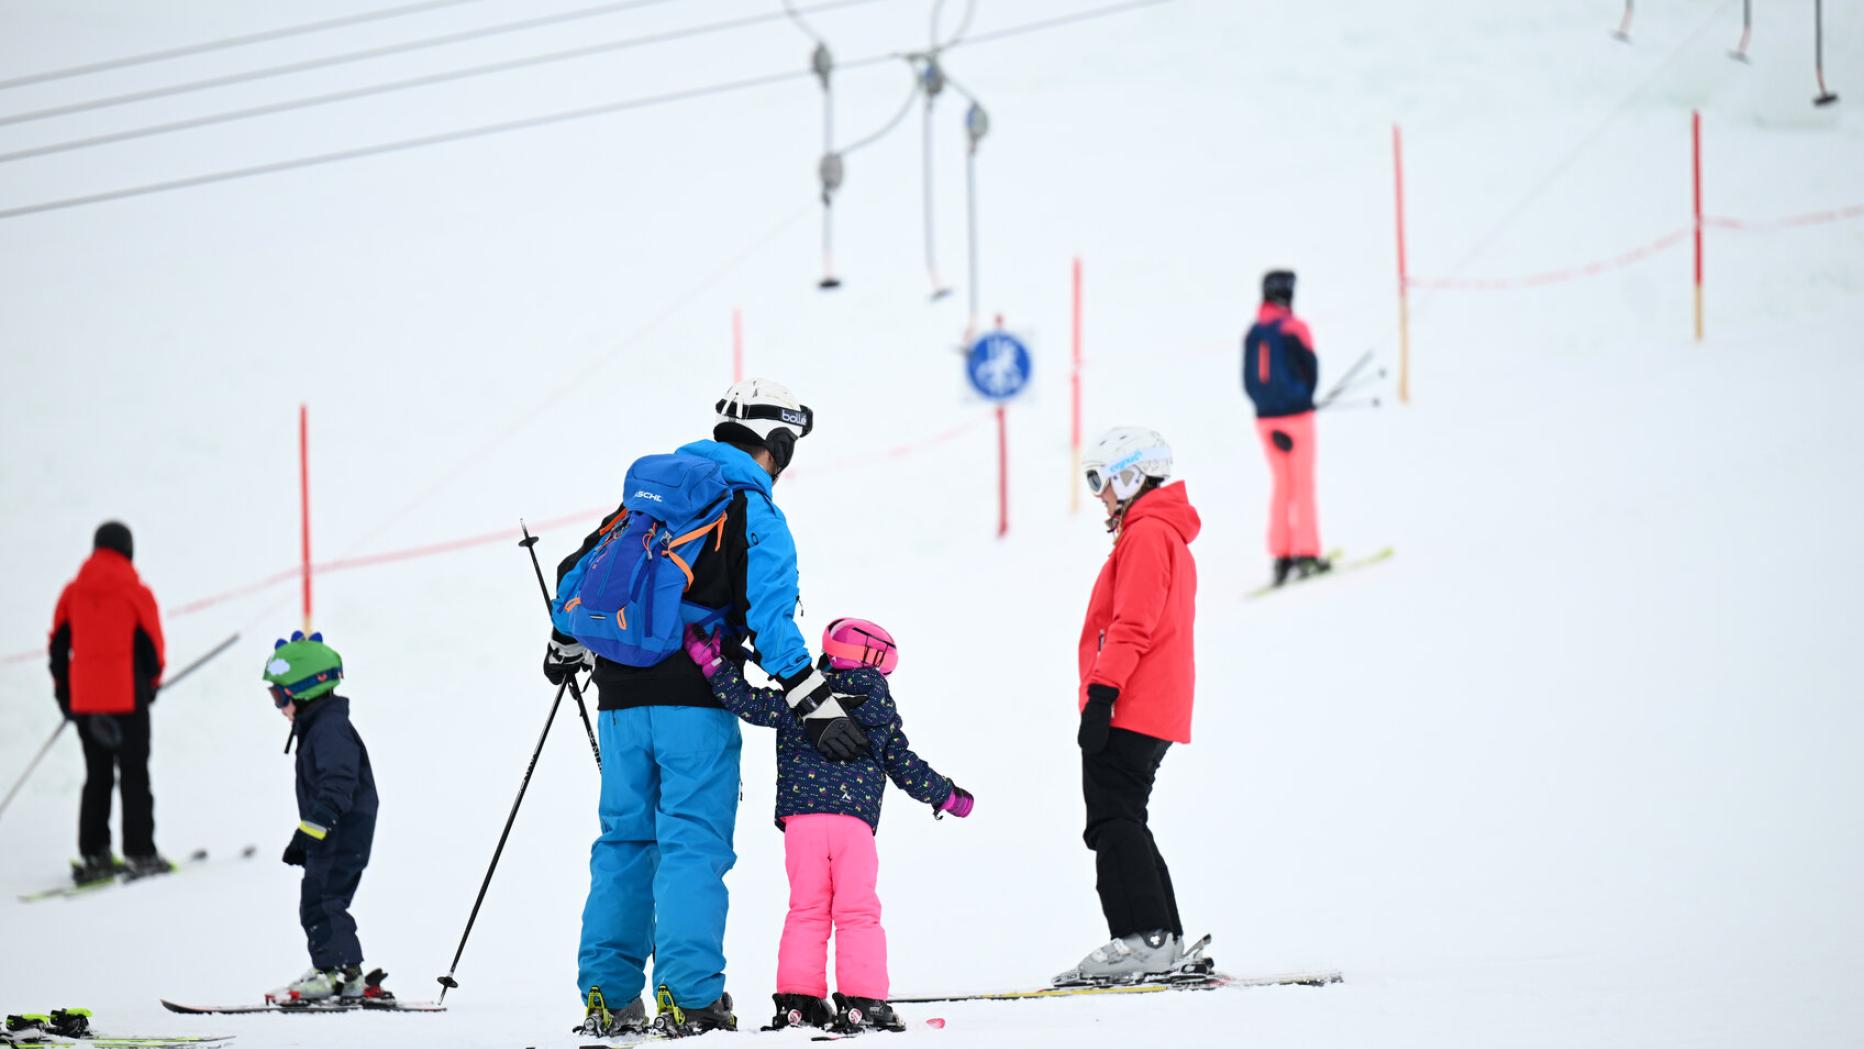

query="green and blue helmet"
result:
[263,631,343,706]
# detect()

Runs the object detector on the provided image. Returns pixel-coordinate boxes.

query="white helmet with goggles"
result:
[715,378,814,473]
[1083,426,1173,501]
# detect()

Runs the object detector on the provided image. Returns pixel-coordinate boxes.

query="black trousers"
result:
[1082,727,1182,939]
[76,711,154,858]
[301,813,375,970]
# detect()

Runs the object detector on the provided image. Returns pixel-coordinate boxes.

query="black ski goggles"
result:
[716,399,814,439]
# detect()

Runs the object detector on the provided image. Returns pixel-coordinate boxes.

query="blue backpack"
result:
[552,453,754,667]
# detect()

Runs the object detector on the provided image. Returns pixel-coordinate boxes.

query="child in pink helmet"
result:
[683,618,972,1034]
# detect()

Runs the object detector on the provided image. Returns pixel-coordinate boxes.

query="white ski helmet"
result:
[715,378,814,472]
[1083,426,1173,501]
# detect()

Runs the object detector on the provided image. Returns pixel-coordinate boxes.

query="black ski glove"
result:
[282,820,328,866]
[782,669,870,762]
[543,635,592,686]
[1079,684,1117,754]
[1270,429,1294,453]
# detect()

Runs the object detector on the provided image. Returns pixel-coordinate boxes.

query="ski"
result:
[20,847,256,904]
[893,950,1340,1005]
[1247,547,1394,599]
[5,1039,232,1048]
[158,1000,443,1016]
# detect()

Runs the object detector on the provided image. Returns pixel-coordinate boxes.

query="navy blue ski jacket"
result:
[293,695,379,835]
[706,664,952,833]
[1243,303,1319,418]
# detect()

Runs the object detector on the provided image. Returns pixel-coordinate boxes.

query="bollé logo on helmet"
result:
[780,409,808,426]
[633,490,663,502]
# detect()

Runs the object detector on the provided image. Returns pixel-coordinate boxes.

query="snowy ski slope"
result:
[3,1,1861,1046]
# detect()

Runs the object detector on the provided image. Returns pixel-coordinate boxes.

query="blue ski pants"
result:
[578,706,742,1008]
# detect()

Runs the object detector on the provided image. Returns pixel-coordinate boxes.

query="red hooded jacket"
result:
[1077,482,1201,744]
[50,550,166,715]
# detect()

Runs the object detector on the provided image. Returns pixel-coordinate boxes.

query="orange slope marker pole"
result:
[1693,110,1704,342]
[299,403,313,634]
[1392,124,1412,404]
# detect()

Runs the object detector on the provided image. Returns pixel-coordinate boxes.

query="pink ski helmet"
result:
[821,618,900,675]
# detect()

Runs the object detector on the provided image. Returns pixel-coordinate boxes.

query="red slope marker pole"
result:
[299,403,312,634]
[732,307,744,384]
[1693,110,1705,342]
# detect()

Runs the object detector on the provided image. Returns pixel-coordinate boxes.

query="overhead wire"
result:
[0,0,491,93]
[0,0,890,166]
[0,0,1177,222]
[0,0,684,130]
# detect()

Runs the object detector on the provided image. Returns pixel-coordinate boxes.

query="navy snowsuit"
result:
[292,695,378,970]
[704,663,952,832]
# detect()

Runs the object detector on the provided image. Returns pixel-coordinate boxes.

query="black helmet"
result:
[1262,269,1296,307]
[94,521,133,561]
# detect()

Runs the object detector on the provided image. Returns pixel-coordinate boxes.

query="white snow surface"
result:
[3,1,1862,1046]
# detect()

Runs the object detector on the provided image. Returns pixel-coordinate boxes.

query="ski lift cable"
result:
[0,0,491,93]
[836,64,922,155]
[0,0,1178,222]
[0,0,688,129]
[931,0,979,51]
[0,0,891,168]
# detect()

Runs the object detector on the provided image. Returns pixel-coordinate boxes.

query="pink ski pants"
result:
[1255,412,1322,558]
[777,814,888,1000]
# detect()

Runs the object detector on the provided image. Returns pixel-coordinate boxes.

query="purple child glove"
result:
[683,625,723,678]
[939,785,975,819]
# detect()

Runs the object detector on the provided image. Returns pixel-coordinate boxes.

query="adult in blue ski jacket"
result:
[546,380,858,1038]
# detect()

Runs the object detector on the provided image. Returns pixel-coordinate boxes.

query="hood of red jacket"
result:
[1125,481,1201,544]
[1257,302,1295,323]
[76,548,139,586]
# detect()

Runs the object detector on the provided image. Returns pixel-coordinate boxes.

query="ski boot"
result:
[761,993,835,1031]
[1053,930,1185,986]
[1271,557,1295,587]
[1290,555,1332,581]
[832,993,905,1033]
[266,968,343,1004]
[70,852,124,886]
[573,986,647,1037]
[652,984,736,1036]
[122,852,176,881]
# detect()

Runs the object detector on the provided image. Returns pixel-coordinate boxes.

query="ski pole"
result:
[519,520,600,772]
[1321,396,1384,411]
[0,721,68,823]
[1316,349,1376,407]
[158,631,241,693]
[436,677,570,1003]
[2,631,239,824]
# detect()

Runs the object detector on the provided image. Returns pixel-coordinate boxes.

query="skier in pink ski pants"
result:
[683,618,973,1033]
[1242,269,1330,586]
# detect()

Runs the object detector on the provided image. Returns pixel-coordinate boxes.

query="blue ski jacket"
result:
[705,663,952,833]
[1243,303,1319,418]
[292,695,378,834]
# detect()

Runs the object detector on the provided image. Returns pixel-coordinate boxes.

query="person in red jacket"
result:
[1056,427,1204,985]
[49,521,170,884]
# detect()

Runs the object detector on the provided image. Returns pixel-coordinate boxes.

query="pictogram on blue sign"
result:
[965,331,1032,402]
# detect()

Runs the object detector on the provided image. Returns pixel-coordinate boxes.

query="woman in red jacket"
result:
[1056,427,1203,985]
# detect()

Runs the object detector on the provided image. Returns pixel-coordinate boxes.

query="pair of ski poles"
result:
[1316,348,1387,411]
[0,633,244,825]
[435,521,601,1004]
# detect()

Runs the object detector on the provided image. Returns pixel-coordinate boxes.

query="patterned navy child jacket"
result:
[705,663,952,832]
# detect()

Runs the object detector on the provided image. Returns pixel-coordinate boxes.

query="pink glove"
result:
[939,785,974,819]
[683,625,723,678]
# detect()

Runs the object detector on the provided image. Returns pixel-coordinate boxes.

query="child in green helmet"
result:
[261,631,388,1006]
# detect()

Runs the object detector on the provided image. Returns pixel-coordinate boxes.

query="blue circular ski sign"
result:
[965,330,1032,402]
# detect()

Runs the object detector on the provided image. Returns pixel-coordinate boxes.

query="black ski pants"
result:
[300,813,375,970]
[76,711,154,858]
[1081,727,1183,940]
